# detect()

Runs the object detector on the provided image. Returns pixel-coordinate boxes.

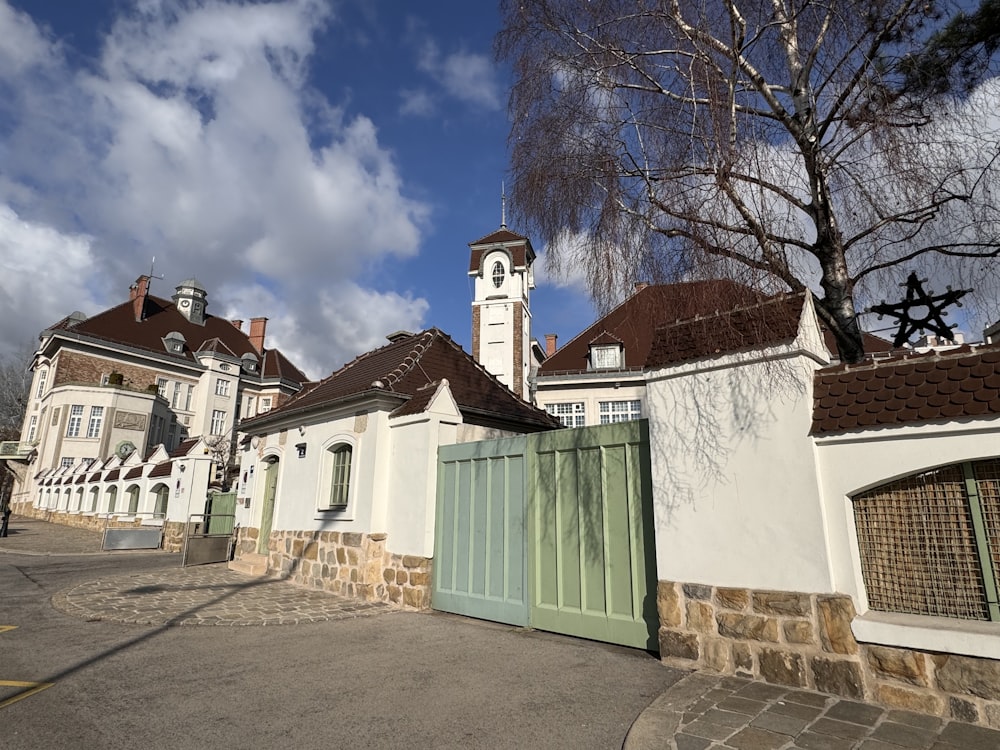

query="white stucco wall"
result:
[646,352,835,593]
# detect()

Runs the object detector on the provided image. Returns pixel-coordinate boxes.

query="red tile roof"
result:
[646,293,807,368]
[105,468,121,481]
[45,294,307,384]
[242,328,560,431]
[169,438,200,458]
[540,280,766,374]
[123,466,144,480]
[811,344,1000,434]
[148,461,173,478]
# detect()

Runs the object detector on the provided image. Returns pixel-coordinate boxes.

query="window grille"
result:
[66,405,84,437]
[853,461,1000,621]
[545,402,586,428]
[599,400,641,424]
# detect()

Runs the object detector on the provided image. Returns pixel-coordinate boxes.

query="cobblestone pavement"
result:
[0,516,106,555]
[51,564,394,626]
[624,671,1000,750]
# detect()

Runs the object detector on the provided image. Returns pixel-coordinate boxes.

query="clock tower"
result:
[173,277,208,325]
[468,224,535,401]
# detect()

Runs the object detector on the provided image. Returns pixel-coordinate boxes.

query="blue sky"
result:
[0,0,596,378]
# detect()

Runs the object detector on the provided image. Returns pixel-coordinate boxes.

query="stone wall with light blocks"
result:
[237,527,432,610]
[658,580,1000,727]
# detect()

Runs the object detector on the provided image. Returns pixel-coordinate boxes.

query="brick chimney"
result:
[130,275,151,322]
[230,319,244,331]
[248,317,268,353]
[545,333,558,357]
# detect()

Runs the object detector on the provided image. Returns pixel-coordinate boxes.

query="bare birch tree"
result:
[498,0,1000,362]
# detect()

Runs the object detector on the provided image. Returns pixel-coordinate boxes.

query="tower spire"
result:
[501,181,507,229]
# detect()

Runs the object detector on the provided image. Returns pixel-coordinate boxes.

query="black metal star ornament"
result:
[868,272,970,347]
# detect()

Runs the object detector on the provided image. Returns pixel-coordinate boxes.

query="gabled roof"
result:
[169,438,200,458]
[812,344,1000,434]
[468,227,536,274]
[646,293,806,368]
[148,461,173,478]
[242,328,559,431]
[540,280,764,374]
[44,294,307,385]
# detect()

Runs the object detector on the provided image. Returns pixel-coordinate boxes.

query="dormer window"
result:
[590,343,623,370]
[491,260,505,288]
[241,352,259,373]
[162,331,186,354]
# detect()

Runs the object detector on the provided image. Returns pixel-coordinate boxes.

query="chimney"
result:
[130,275,151,322]
[249,317,268,353]
[545,333,558,357]
[230,319,244,331]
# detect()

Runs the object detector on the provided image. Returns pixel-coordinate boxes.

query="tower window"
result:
[491,260,505,288]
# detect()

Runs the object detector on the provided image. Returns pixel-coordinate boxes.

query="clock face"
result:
[179,299,190,308]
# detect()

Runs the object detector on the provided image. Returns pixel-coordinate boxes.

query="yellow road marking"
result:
[0,680,54,708]
[0,625,18,634]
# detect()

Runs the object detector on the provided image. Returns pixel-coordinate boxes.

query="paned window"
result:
[185,384,194,411]
[66,405,84,437]
[246,396,256,418]
[26,415,37,442]
[157,378,168,397]
[211,410,226,435]
[86,406,104,438]
[171,382,182,408]
[260,396,272,413]
[591,344,623,370]
[545,402,586,428]
[599,400,642,424]
[60,457,74,469]
[35,369,48,398]
[215,378,231,397]
[127,485,140,514]
[492,260,505,288]
[153,484,169,517]
[326,444,352,509]
[854,459,1000,622]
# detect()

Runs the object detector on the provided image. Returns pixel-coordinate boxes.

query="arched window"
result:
[152,483,169,518]
[106,486,118,514]
[853,459,1000,622]
[126,485,140,515]
[491,260,505,288]
[89,487,100,512]
[325,444,353,510]
[75,488,84,511]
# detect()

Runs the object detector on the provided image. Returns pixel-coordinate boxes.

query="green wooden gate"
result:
[433,437,528,626]
[433,421,657,651]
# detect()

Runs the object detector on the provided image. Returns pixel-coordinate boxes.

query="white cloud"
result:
[399,88,435,117]
[415,39,501,110]
[0,0,433,374]
[0,206,102,354]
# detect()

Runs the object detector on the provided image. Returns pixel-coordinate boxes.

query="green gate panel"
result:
[433,437,529,626]
[207,492,237,535]
[527,421,658,650]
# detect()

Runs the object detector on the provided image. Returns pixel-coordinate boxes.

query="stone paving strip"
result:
[51,565,395,626]
[625,672,1000,750]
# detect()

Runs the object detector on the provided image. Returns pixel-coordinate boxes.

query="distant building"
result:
[5,274,308,542]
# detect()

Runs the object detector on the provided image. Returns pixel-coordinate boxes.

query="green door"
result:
[258,460,278,554]
[207,492,236,534]
[527,421,658,650]
[433,437,529,626]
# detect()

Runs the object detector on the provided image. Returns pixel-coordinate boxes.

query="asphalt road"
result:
[0,551,681,749]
